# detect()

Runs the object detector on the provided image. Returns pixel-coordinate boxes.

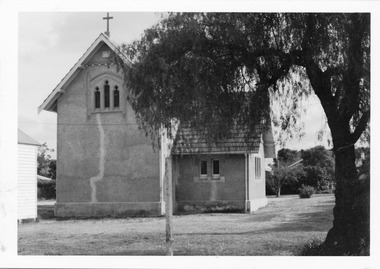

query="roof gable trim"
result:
[18,129,40,146]
[38,33,131,113]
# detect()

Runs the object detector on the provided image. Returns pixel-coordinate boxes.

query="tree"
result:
[37,142,56,179]
[277,148,299,163]
[267,159,304,197]
[120,13,370,255]
[300,146,335,191]
[48,159,57,180]
[266,148,301,196]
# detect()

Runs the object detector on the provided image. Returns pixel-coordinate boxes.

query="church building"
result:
[38,18,275,217]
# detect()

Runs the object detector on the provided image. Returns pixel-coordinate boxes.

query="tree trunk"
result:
[323,143,370,255]
[276,187,281,197]
[164,157,173,256]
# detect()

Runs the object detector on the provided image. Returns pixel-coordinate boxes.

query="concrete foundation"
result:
[55,202,164,217]
[246,197,268,212]
[176,200,245,213]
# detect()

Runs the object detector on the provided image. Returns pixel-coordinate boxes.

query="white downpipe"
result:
[244,154,248,212]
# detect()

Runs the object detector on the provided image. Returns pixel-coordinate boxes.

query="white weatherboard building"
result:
[18,129,40,221]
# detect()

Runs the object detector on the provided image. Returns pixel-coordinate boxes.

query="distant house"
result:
[18,129,40,221]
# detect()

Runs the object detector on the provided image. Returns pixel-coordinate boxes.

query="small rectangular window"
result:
[212,160,220,176]
[255,157,261,179]
[200,160,207,176]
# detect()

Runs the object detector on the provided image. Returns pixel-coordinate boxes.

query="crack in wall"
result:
[89,114,106,202]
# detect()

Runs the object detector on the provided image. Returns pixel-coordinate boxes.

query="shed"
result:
[18,129,40,221]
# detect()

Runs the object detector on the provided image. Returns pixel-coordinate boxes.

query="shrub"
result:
[299,185,315,198]
[37,179,56,200]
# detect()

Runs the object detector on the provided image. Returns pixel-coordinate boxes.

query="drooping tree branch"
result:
[337,14,367,123]
[325,66,345,77]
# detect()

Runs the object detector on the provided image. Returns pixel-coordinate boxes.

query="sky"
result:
[18,12,330,158]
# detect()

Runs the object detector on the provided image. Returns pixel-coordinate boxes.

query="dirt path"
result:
[18,194,334,255]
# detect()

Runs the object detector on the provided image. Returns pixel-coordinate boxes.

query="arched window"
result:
[104,80,110,108]
[95,87,100,109]
[113,85,119,108]
[90,78,123,114]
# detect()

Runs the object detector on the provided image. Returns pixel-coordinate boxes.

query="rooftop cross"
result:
[103,12,113,37]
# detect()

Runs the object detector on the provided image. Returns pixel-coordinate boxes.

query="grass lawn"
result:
[18,194,334,256]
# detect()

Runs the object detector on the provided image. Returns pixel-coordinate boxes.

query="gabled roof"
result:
[18,129,40,146]
[38,33,131,113]
[171,123,275,156]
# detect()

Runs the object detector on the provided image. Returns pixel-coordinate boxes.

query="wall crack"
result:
[89,114,106,202]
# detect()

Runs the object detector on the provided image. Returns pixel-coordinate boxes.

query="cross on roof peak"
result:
[103,12,113,38]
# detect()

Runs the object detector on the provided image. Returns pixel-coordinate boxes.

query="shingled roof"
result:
[171,124,265,155]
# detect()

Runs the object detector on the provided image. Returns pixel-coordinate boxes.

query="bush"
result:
[37,179,56,200]
[299,185,315,198]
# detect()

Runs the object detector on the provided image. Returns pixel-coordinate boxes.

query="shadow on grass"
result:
[109,249,224,256]
[105,249,166,256]
[262,203,334,233]
[175,230,265,236]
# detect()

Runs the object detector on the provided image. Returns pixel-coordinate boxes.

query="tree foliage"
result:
[268,146,335,195]
[267,148,302,196]
[121,13,370,255]
[37,142,56,179]
[267,160,305,197]
[121,13,369,147]
[277,148,299,164]
[300,146,335,191]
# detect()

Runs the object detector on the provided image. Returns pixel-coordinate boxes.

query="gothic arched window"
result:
[104,80,110,108]
[95,87,100,109]
[114,85,119,108]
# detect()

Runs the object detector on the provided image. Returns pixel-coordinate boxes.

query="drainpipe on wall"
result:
[159,127,166,215]
[244,153,248,212]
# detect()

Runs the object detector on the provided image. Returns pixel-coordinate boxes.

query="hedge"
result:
[37,179,56,200]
